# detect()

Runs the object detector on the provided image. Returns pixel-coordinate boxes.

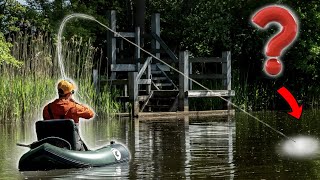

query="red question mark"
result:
[252,5,298,77]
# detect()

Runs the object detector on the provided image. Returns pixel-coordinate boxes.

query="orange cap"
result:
[57,80,75,95]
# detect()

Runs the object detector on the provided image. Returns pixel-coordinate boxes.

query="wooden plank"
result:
[154,83,172,87]
[111,64,136,72]
[190,74,226,79]
[187,90,235,97]
[138,79,151,84]
[151,33,178,62]
[137,57,152,80]
[137,110,235,120]
[189,57,226,63]
[114,32,135,38]
[153,77,167,80]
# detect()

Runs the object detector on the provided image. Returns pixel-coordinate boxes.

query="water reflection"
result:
[1,111,320,179]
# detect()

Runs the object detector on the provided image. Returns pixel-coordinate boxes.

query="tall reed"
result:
[0,32,120,123]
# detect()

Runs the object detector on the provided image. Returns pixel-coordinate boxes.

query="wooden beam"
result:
[114,32,135,38]
[187,90,235,97]
[190,74,226,79]
[189,57,226,63]
[138,79,151,85]
[111,64,136,72]
[151,33,178,62]
[137,57,152,80]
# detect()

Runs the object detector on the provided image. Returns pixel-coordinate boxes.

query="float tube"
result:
[18,119,130,171]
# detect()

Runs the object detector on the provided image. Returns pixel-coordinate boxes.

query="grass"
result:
[0,32,120,123]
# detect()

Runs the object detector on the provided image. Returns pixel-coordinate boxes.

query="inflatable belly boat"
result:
[18,119,130,171]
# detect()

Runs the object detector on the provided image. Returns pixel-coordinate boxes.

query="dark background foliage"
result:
[2,0,320,110]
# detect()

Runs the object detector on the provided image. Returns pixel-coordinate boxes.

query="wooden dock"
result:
[95,10,235,118]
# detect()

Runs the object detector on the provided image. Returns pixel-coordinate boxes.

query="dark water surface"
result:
[1,110,320,179]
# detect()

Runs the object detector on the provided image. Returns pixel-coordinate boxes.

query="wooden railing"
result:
[178,51,235,111]
[128,57,152,117]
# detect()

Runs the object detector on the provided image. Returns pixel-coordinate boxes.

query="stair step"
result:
[152,90,179,97]
[154,83,172,87]
[152,77,167,80]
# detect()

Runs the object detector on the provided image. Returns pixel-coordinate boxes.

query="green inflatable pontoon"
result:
[18,119,130,171]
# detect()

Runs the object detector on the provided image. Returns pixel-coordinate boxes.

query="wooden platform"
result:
[137,110,235,120]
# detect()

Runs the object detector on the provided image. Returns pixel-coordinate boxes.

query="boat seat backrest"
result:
[36,119,77,150]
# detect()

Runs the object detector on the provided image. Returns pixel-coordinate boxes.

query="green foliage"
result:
[0,32,21,66]
[0,0,27,33]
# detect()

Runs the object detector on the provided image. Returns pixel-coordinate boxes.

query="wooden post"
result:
[135,27,141,71]
[179,51,189,111]
[107,10,117,80]
[146,59,151,94]
[189,62,193,90]
[93,69,99,94]
[222,51,232,110]
[129,72,139,117]
[151,13,160,59]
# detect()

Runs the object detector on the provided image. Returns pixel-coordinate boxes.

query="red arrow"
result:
[277,86,303,119]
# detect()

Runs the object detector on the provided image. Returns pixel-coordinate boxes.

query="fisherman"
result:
[42,80,94,151]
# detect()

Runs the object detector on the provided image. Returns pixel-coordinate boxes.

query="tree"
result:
[0,32,21,66]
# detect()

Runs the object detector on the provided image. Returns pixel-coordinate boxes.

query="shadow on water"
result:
[1,110,320,179]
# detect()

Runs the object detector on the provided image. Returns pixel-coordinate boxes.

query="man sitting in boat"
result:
[42,80,94,151]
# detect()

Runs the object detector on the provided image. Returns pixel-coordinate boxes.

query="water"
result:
[1,110,320,179]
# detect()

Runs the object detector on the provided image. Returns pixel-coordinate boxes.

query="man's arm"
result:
[74,103,95,119]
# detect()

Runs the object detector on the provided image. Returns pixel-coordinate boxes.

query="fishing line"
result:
[58,14,295,142]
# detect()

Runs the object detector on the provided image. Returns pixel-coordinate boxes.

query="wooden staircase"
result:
[140,65,179,112]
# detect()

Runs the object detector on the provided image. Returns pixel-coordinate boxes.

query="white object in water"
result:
[277,135,320,159]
